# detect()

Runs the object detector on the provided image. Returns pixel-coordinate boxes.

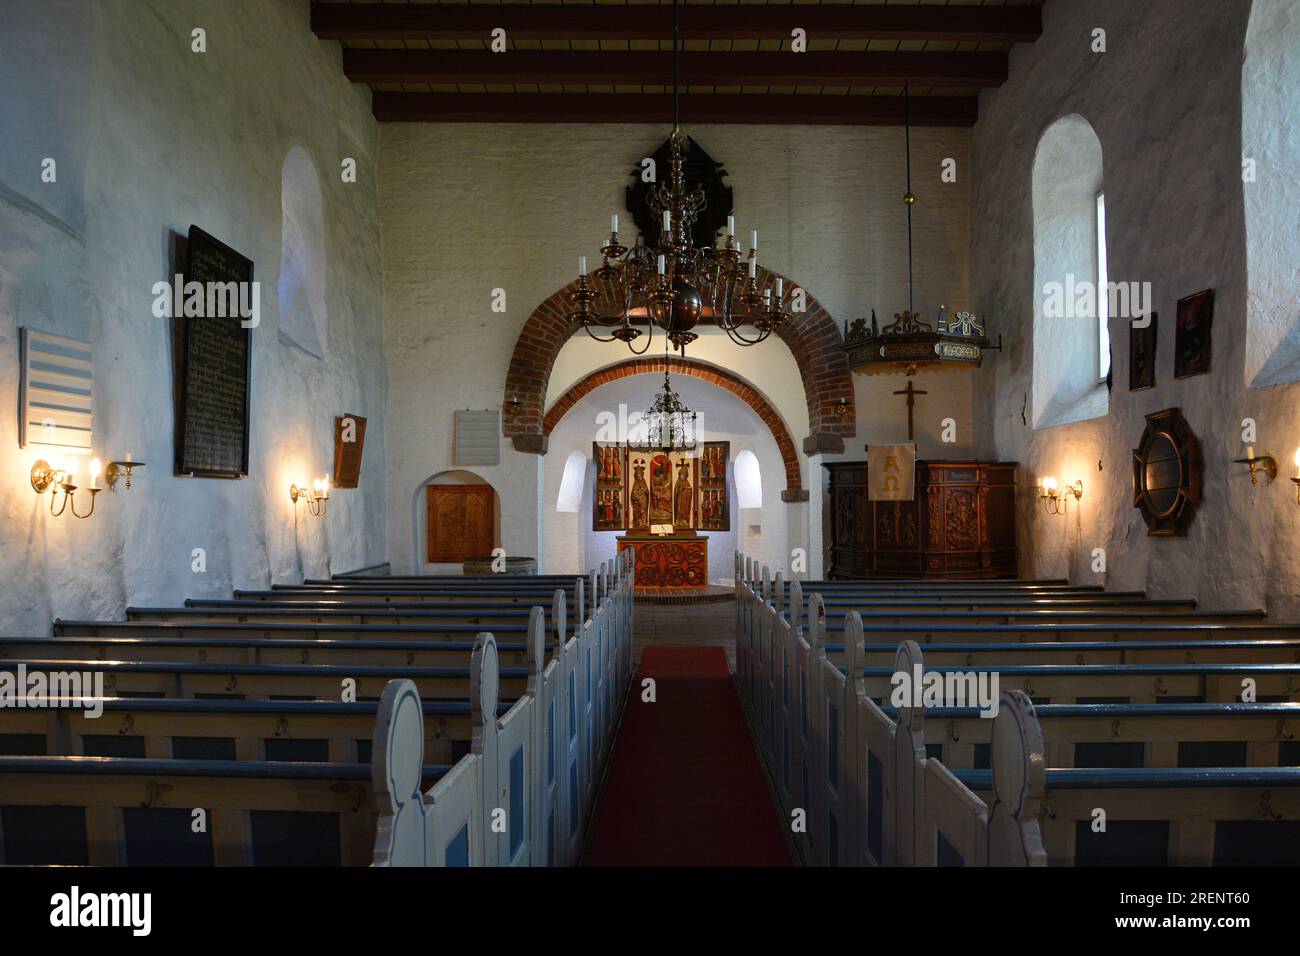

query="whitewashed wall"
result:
[379,122,973,576]
[544,373,788,582]
[971,0,1300,616]
[0,0,387,634]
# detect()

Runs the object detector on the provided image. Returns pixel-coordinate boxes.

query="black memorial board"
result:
[176,225,253,477]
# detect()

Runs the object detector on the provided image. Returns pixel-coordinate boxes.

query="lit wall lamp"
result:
[31,452,145,519]
[1290,449,1300,504]
[1039,476,1083,516]
[1233,445,1277,486]
[290,475,331,517]
[504,396,522,421]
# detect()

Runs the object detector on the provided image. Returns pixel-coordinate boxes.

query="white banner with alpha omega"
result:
[866,443,917,500]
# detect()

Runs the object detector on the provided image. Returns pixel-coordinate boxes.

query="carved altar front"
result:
[617,534,708,589]
[825,459,1018,578]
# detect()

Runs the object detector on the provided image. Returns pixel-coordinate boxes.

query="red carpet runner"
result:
[583,646,792,867]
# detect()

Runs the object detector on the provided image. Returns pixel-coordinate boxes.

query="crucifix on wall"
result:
[892,380,928,441]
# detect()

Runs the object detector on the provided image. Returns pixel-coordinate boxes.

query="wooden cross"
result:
[892,380,928,441]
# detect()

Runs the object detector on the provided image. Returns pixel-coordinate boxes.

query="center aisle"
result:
[582,645,792,867]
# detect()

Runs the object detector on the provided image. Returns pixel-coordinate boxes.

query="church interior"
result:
[2,0,1300,894]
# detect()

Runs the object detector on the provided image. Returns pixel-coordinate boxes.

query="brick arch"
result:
[543,357,803,493]
[502,268,855,456]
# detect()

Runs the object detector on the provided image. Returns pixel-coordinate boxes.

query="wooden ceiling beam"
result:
[370,93,980,127]
[313,3,1042,44]
[344,50,1007,88]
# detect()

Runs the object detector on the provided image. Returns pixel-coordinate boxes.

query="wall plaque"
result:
[333,413,367,489]
[175,225,253,478]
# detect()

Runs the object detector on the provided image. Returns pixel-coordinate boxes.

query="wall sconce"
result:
[1040,476,1082,515]
[290,475,331,517]
[31,453,144,519]
[1290,449,1300,504]
[504,396,522,421]
[834,398,850,417]
[1233,446,1277,486]
[105,453,146,490]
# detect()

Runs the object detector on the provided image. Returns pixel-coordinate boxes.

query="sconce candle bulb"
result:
[1040,476,1082,516]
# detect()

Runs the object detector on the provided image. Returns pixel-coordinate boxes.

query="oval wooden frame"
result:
[1132,407,1200,536]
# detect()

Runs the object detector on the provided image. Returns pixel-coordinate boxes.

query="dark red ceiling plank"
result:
[313,3,1041,44]
[344,50,1007,88]
[370,92,979,127]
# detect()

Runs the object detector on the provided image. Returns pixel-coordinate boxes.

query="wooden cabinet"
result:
[824,460,1018,579]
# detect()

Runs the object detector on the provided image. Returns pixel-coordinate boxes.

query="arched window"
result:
[278,146,327,357]
[1031,115,1109,429]
[734,449,762,509]
[556,450,586,513]
[1243,0,1300,388]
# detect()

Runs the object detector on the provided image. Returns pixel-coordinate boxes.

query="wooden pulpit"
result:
[824,459,1018,578]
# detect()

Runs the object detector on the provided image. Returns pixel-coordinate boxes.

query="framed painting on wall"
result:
[1174,289,1213,379]
[1129,313,1157,391]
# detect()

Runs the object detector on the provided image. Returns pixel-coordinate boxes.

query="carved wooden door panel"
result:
[427,485,494,562]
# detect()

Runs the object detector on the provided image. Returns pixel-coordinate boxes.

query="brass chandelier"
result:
[629,367,697,454]
[843,83,994,376]
[565,0,790,356]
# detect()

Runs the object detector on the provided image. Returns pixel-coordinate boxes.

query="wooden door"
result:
[427,485,494,562]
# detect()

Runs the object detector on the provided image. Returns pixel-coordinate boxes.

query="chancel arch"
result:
[503,269,855,456]
[542,370,789,581]
[543,356,802,493]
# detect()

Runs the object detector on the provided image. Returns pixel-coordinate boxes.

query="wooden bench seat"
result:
[0,658,531,701]
[829,621,1300,644]
[951,766,1300,866]
[0,755,450,866]
[3,634,546,668]
[889,701,1300,769]
[820,608,1264,626]
[149,602,554,626]
[840,638,1300,666]
[58,618,534,644]
[235,588,575,605]
[848,662,1300,703]
[0,695,516,765]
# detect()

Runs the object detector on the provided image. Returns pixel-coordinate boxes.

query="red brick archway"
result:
[502,268,855,458]
[543,357,803,492]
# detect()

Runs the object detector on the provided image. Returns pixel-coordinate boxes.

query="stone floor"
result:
[631,598,736,673]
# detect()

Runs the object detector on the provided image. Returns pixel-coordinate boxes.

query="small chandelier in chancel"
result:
[630,369,698,455]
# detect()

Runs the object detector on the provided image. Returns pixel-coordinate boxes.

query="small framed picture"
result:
[1129,313,1157,391]
[1174,289,1213,379]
